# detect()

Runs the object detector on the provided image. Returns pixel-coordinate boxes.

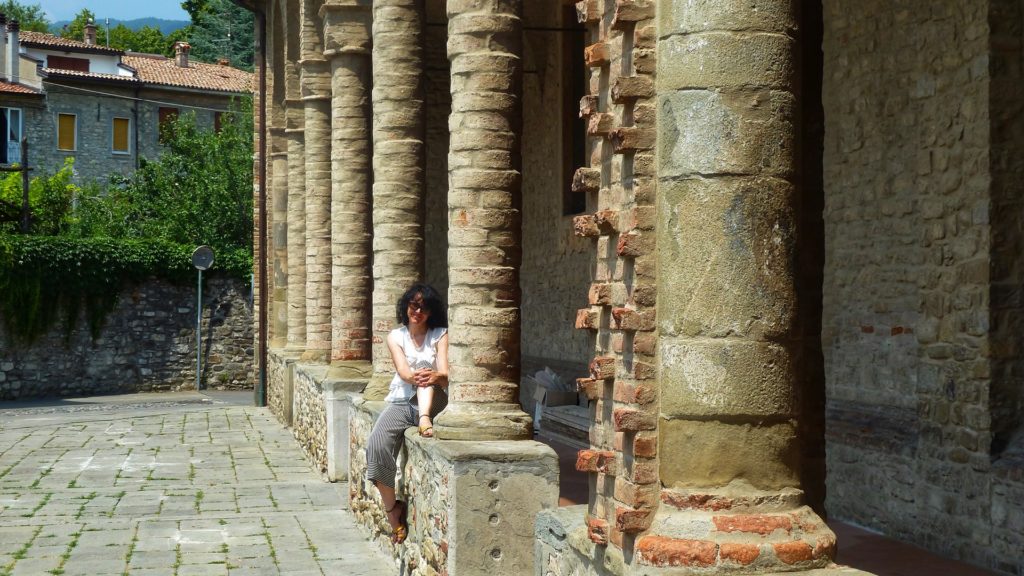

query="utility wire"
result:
[41,80,246,113]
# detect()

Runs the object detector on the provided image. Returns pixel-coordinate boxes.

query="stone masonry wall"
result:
[37,85,232,185]
[423,0,450,294]
[822,1,1017,571]
[520,1,592,380]
[0,276,253,400]
[292,365,327,475]
[349,399,558,575]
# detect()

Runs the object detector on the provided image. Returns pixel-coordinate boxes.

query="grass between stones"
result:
[73,492,98,520]
[1,525,43,575]
[260,517,278,569]
[22,492,52,517]
[49,526,83,575]
[122,523,139,575]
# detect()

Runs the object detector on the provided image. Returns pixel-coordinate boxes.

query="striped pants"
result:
[365,392,446,489]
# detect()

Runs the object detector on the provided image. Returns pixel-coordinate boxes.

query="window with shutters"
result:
[47,55,90,72]
[158,107,178,143]
[112,117,130,154]
[57,113,76,151]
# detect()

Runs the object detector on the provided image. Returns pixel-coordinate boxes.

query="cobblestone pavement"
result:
[0,392,395,576]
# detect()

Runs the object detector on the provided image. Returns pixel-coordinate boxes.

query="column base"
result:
[536,503,872,576]
[327,360,372,380]
[433,401,533,441]
[634,486,839,574]
[300,348,330,363]
[361,372,392,401]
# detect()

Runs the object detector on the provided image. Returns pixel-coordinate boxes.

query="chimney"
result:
[0,15,7,82]
[84,19,96,45]
[217,57,230,66]
[7,20,18,84]
[173,41,190,68]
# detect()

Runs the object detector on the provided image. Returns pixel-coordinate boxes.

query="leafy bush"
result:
[73,100,254,252]
[0,158,79,235]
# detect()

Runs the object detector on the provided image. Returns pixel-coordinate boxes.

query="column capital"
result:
[321,2,372,57]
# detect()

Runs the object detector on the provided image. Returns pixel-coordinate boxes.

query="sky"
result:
[37,1,190,22]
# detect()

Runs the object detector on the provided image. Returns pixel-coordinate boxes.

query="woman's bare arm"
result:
[387,332,417,383]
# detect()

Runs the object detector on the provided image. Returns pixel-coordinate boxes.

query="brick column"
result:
[301,0,332,363]
[362,0,427,400]
[322,1,373,377]
[432,0,531,441]
[641,0,836,570]
[284,99,307,352]
[270,125,288,348]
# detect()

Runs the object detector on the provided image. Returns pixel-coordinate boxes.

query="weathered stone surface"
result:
[659,32,794,91]
[435,0,532,441]
[285,103,308,352]
[365,0,427,399]
[658,177,797,339]
[324,6,373,367]
[660,419,800,491]
[658,89,795,179]
[659,339,797,418]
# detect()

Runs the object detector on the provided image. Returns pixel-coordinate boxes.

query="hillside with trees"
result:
[3,1,253,70]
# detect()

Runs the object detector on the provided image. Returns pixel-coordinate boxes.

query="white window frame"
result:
[111,116,131,155]
[2,107,21,164]
[57,112,77,152]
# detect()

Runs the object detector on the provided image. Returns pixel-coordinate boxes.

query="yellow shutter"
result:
[112,118,129,153]
[57,114,76,150]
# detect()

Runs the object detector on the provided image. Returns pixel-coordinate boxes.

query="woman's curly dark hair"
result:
[396,283,448,329]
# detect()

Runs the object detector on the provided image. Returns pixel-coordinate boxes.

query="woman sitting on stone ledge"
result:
[365,283,449,544]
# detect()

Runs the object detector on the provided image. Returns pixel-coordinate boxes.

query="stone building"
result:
[240,0,1024,574]
[0,20,251,183]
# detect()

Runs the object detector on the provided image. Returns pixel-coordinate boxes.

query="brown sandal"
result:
[418,414,434,438]
[387,500,408,544]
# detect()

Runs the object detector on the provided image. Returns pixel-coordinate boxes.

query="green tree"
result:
[181,0,253,70]
[60,8,95,42]
[99,98,255,251]
[0,0,49,33]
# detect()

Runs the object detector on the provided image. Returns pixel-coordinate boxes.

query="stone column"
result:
[644,0,835,570]
[362,0,427,399]
[270,125,289,348]
[432,0,531,441]
[284,99,307,353]
[301,0,333,363]
[322,0,373,378]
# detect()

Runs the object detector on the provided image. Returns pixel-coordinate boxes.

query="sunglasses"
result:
[408,301,428,313]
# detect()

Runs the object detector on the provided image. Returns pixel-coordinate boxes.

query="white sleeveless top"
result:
[385,326,447,403]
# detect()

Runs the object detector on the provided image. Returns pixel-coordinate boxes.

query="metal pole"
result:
[20,138,28,233]
[255,8,268,408]
[196,269,203,391]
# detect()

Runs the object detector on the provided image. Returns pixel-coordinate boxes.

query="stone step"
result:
[540,404,589,449]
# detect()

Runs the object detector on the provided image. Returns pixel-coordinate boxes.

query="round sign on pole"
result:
[192,245,215,270]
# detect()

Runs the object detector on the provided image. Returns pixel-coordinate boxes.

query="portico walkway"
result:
[0,392,392,576]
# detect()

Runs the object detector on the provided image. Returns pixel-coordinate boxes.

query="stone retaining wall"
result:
[292,364,328,475]
[0,276,253,400]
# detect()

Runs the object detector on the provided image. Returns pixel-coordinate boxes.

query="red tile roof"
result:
[19,30,123,55]
[123,54,252,94]
[0,81,40,95]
